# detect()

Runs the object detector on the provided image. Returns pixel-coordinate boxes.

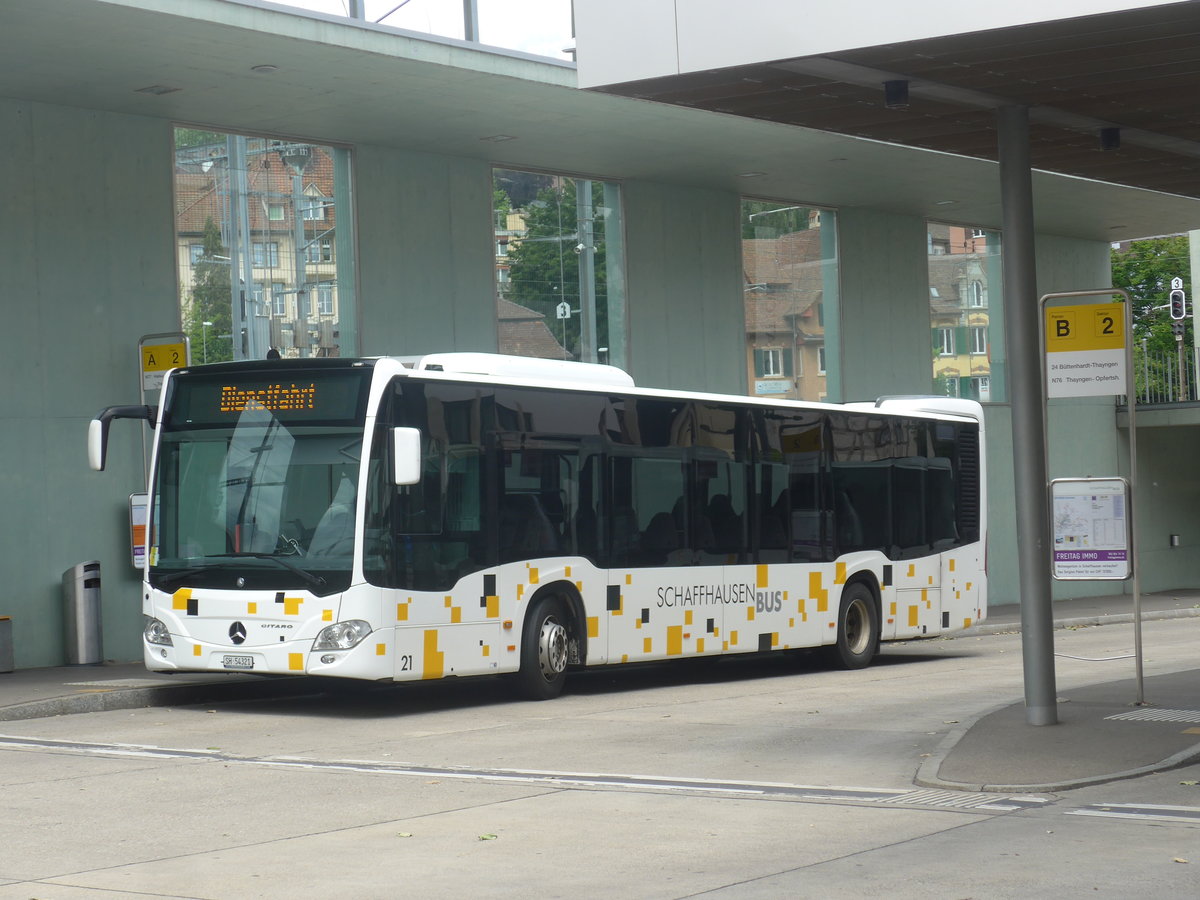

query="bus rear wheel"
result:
[827,581,879,670]
[515,597,569,700]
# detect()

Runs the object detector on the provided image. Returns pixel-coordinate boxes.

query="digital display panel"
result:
[219,382,318,414]
[164,369,370,428]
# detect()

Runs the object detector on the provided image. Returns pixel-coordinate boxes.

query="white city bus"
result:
[89,353,986,699]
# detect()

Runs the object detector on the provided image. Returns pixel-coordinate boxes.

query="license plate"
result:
[221,654,254,670]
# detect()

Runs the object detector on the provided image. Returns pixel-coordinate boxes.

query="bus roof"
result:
[394,352,635,389]
[175,355,981,425]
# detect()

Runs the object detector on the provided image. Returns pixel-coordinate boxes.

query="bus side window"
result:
[608,453,687,567]
[575,451,602,563]
[829,412,891,555]
[754,461,789,563]
[929,422,965,550]
[784,418,827,563]
[891,419,929,559]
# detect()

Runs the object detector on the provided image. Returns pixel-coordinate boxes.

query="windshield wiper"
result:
[152,554,328,592]
[154,566,211,588]
[212,553,328,591]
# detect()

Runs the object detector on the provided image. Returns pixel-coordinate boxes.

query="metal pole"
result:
[1128,299,1144,705]
[463,0,479,42]
[1142,338,1149,404]
[1178,334,1188,402]
[1191,231,1200,386]
[577,180,597,363]
[227,136,248,361]
[293,171,308,358]
[998,105,1058,726]
[237,141,259,360]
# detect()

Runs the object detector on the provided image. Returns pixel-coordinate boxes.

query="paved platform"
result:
[2,590,1199,794]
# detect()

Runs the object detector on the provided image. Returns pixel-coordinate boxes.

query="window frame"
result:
[936,327,956,357]
[969,325,988,356]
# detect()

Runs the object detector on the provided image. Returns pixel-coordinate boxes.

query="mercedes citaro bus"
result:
[90,352,986,699]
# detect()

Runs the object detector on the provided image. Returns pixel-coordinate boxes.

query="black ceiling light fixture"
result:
[883,79,910,110]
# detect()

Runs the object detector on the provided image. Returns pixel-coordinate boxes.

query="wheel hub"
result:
[845,600,870,655]
[538,617,568,679]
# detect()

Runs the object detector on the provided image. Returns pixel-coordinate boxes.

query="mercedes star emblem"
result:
[229,621,247,645]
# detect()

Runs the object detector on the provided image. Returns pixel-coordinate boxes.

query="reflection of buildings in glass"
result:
[175,140,339,358]
[497,298,572,360]
[929,224,993,401]
[744,227,826,402]
[494,210,526,296]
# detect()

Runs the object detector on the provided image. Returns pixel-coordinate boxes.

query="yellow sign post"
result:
[139,334,189,392]
[1040,290,1144,705]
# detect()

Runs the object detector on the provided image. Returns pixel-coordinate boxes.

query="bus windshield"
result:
[148,366,371,596]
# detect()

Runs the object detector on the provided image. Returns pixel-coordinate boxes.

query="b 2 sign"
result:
[1045,303,1127,398]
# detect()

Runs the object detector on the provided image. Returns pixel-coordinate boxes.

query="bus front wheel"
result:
[827,581,879,670]
[515,597,569,700]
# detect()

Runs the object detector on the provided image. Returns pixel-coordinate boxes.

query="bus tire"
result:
[515,596,570,700]
[827,581,879,670]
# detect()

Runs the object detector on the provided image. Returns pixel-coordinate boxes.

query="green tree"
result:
[742,201,813,239]
[1112,235,1192,400]
[175,128,225,149]
[183,218,234,364]
[501,178,609,359]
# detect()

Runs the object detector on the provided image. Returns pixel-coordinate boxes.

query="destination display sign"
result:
[165,370,370,427]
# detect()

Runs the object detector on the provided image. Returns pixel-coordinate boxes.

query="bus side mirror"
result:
[88,419,106,471]
[89,405,156,471]
[392,427,422,485]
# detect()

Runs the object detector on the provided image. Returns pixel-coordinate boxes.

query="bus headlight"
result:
[313,620,372,651]
[144,617,173,647]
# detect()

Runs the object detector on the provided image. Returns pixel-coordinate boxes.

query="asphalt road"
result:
[2,618,1199,898]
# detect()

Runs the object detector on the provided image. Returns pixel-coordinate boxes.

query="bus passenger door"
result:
[603,449,722,665]
[940,546,982,632]
[496,437,612,666]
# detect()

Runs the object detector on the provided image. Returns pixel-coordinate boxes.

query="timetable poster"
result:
[1051,478,1131,580]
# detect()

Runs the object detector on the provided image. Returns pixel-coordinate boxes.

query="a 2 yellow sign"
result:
[139,334,189,392]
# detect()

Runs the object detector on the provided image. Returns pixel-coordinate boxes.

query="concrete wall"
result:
[1135,425,1200,590]
[355,146,497,356]
[835,208,933,402]
[622,181,745,394]
[0,98,178,668]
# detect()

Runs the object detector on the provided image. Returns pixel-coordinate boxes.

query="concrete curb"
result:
[914,706,1200,794]
[918,605,1200,793]
[960,605,1200,637]
[0,675,323,722]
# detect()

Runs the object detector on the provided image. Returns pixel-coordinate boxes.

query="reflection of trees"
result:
[500,178,608,360]
[184,218,233,363]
